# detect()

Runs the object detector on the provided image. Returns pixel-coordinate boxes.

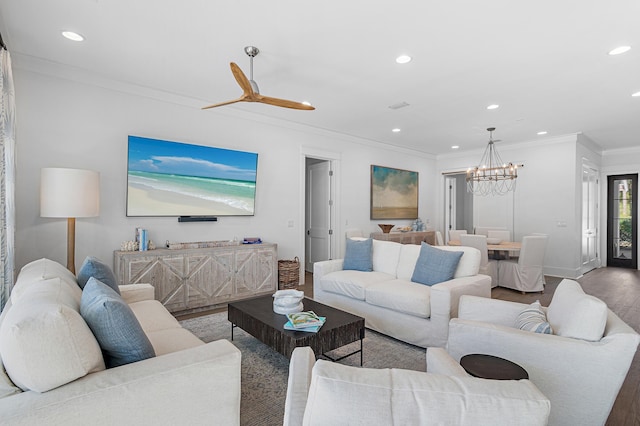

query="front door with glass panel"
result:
[607,174,637,269]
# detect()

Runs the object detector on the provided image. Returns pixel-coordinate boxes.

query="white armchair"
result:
[446,280,640,426]
[284,347,550,426]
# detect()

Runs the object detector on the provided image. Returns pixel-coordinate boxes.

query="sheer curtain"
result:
[0,38,16,310]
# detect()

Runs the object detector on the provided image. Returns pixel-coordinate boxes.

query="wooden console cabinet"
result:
[370,231,436,245]
[114,243,277,315]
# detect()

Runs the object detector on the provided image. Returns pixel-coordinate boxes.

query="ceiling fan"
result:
[202,46,315,111]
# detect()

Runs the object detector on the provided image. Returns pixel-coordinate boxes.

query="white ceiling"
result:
[2,0,639,155]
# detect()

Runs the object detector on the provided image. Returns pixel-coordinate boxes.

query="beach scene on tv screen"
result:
[127,136,258,216]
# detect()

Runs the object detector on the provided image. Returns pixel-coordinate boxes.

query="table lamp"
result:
[40,168,100,274]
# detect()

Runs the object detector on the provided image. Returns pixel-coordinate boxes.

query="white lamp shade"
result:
[40,168,100,218]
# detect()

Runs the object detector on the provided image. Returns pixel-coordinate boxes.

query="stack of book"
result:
[284,311,326,333]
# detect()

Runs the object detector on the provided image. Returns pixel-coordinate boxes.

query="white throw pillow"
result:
[10,278,80,311]
[0,301,105,392]
[546,279,607,342]
[13,258,81,304]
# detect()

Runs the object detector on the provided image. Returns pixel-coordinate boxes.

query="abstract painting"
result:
[370,165,418,220]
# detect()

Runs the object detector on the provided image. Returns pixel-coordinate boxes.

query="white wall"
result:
[436,134,586,278]
[13,62,437,273]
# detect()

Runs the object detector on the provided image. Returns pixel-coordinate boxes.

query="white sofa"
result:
[313,239,491,347]
[0,258,241,425]
[283,346,551,426]
[446,279,640,426]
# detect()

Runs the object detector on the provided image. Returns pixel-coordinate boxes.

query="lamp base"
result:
[67,217,76,275]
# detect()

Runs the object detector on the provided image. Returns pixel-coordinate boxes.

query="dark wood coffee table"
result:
[228,295,365,364]
[460,354,529,380]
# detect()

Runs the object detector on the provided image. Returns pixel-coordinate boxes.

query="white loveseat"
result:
[446,279,640,426]
[0,258,241,425]
[313,239,491,347]
[283,347,551,426]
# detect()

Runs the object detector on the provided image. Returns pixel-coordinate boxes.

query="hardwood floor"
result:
[304,268,640,426]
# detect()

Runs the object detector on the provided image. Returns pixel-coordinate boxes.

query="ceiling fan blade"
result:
[230,62,254,96]
[257,95,315,110]
[201,97,244,110]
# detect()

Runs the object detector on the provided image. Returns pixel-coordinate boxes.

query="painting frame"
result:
[370,165,419,220]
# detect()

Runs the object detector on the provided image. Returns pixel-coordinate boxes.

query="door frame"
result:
[606,173,638,269]
[581,161,600,275]
[300,147,341,284]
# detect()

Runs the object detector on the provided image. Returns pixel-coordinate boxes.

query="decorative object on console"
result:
[201,46,315,111]
[120,240,139,251]
[466,127,524,196]
[378,224,394,233]
[272,289,304,315]
[243,237,262,244]
[166,240,241,250]
[40,167,100,274]
[127,136,258,217]
[371,165,418,220]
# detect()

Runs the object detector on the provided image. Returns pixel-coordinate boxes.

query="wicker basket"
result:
[278,257,300,289]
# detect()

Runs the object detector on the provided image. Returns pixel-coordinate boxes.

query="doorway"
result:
[305,158,333,273]
[607,174,637,269]
[581,162,600,275]
[444,173,473,242]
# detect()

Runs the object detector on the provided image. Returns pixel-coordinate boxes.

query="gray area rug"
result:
[180,311,426,426]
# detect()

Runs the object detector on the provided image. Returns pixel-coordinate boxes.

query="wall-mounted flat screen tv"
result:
[127,136,258,217]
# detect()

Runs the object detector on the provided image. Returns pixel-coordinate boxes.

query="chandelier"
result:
[466,127,522,196]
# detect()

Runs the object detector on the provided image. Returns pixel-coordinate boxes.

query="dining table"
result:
[448,239,522,258]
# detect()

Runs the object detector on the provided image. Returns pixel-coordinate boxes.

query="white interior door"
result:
[305,161,331,272]
[581,163,599,274]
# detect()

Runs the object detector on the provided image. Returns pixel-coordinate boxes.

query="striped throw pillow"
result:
[516,300,553,334]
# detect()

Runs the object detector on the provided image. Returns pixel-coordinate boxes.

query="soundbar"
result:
[178,216,218,223]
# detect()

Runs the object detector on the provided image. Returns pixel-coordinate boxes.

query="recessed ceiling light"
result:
[62,31,84,42]
[395,55,412,64]
[392,128,401,133]
[632,91,640,97]
[451,145,459,149]
[537,131,548,135]
[487,104,499,110]
[608,46,631,55]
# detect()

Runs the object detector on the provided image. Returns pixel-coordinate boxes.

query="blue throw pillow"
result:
[80,277,155,368]
[411,243,464,286]
[77,256,120,295]
[343,238,373,272]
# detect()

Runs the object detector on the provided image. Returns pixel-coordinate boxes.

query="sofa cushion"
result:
[0,300,105,392]
[321,270,395,300]
[546,279,607,342]
[366,279,431,318]
[343,238,373,272]
[77,256,120,295]
[438,246,481,278]
[396,244,421,280]
[13,258,81,304]
[372,239,402,276]
[411,243,463,286]
[80,277,155,368]
[302,360,551,425]
[516,300,553,334]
